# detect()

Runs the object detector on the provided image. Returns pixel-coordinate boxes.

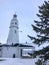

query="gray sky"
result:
[0,0,48,43]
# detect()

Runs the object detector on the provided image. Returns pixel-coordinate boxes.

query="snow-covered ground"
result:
[0,58,36,65]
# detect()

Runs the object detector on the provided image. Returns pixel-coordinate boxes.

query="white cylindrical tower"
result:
[7,13,19,45]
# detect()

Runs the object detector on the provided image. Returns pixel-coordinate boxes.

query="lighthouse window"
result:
[15,22,17,25]
[12,22,14,24]
[15,30,16,33]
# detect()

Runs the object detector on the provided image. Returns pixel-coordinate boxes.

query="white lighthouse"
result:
[0,13,34,58]
[7,13,19,45]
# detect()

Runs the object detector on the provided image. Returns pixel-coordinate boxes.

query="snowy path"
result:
[0,58,36,65]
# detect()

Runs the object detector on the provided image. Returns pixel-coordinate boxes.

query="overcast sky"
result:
[0,0,48,44]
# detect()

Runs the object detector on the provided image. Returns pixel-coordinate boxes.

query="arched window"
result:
[15,22,17,25]
[12,22,14,24]
[15,30,16,33]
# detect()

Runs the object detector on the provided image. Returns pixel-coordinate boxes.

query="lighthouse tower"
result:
[7,13,19,45]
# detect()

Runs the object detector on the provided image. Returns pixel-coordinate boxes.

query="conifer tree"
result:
[28,1,49,64]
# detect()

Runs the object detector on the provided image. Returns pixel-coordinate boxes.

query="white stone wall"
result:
[0,46,34,58]
[18,47,35,58]
[0,47,2,57]
[1,46,20,58]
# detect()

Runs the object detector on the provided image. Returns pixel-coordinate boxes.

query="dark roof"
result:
[13,13,17,18]
[0,44,34,47]
[18,44,33,47]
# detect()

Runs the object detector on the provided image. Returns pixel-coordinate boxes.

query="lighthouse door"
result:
[13,54,15,58]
